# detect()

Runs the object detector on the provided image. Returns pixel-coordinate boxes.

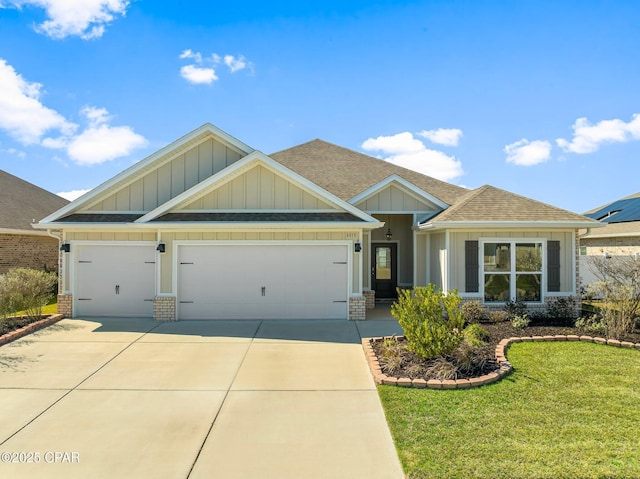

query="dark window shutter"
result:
[465,240,479,293]
[548,241,560,292]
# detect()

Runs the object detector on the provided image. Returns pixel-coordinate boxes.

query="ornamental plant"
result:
[391,285,465,359]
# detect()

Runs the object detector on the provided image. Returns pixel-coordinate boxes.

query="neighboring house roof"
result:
[270,139,468,205]
[583,191,640,224]
[420,185,600,229]
[0,170,68,233]
[581,191,640,239]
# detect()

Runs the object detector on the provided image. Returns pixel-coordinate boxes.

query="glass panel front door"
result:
[372,243,397,299]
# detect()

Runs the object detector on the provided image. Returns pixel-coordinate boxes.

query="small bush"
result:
[461,301,485,324]
[451,340,488,375]
[391,285,465,360]
[504,300,527,320]
[463,323,489,347]
[424,357,458,380]
[488,310,508,322]
[575,314,606,336]
[0,268,57,321]
[511,313,530,329]
[547,296,577,319]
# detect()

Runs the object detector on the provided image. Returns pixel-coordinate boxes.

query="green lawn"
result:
[12,302,58,316]
[379,342,640,479]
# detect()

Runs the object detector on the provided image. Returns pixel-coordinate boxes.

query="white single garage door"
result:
[177,244,348,320]
[74,244,156,317]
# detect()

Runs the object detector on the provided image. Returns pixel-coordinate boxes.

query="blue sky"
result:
[0,0,639,213]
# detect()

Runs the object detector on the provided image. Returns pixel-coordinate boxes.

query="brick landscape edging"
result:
[0,314,64,346]
[363,334,640,389]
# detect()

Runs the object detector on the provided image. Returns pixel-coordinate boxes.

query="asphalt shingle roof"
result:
[0,170,69,231]
[270,139,468,205]
[423,185,597,223]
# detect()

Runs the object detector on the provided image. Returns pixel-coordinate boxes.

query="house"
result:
[579,192,640,287]
[0,170,69,274]
[36,123,598,320]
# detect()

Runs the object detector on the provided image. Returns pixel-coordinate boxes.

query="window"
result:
[482,241,543,302]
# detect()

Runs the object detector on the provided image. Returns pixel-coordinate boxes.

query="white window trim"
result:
[479,238,547,304]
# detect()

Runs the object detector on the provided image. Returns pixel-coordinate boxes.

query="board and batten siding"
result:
[415,233,428,287]
[448,230,575,294]
[355,184,439,213]
[371,214,414,286]
[85,138,243,212]
[179,165,336,211]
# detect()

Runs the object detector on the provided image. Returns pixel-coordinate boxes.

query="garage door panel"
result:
[178,245,348,320]
[75,245,155,318]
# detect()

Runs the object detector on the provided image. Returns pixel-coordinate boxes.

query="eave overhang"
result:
[416,220,605,231]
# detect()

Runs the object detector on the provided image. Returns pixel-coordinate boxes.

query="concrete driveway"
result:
[0,315,404,479]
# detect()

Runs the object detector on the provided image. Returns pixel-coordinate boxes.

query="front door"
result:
[372,243,397,299]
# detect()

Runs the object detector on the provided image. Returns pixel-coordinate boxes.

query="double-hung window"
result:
[482,240,543,302]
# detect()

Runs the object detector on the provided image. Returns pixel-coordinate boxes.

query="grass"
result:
[379,342,640,479]
[10,301,58,317]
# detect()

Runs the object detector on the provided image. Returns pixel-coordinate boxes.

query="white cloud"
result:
[504,139,552,166]
[43,105,147,165]
[556,114,640,154]
[418,128,463,147]
[180,64,217,85]
[179,50,253,85]
[224,54,251,73]
[57,188,90,201]
[0,58,76,144]
[11,0,130,39]
[362,132,463,182]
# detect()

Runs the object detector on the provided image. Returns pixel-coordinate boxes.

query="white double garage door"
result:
[74,243,349,320]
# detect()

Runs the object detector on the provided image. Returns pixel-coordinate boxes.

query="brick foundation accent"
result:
[153,296,176,321]
[57,294,72,317]
[349,296,366,320]
[363,290,375,309]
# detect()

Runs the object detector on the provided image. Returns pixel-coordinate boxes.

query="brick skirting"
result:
[153,296,176,321]
[349,296,366,320]
[0,314,64,346]
[363,290,375,309]
[57,294,72,317]
[363,334,640,389]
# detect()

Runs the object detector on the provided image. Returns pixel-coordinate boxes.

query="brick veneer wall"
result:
[0,233,59,274]
[154,296,176,321]
[349,296,366,320]
[57,294,72,317]
[363,290,375,309]
[581,236,640,255]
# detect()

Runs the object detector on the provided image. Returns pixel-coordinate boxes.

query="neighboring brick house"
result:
[579,191,640,287]
[0,170,69,274]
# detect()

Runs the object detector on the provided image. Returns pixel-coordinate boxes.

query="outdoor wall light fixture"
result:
[60,243,70,252]
[386,228,393,240]
[354,242,362,253]
[156,243,166,253]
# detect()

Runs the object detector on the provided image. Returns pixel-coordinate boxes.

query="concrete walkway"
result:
[0,311,404,478]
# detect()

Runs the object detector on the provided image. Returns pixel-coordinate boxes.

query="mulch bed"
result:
[0,316,43,336]
[372,320,640,381]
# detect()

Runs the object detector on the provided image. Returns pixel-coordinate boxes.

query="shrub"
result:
[587,281,637,339]
[575,314,606,336]
[451,340,488,375]
[504,300,527,320]
[0,268,57,321]
[424,357,458,380]
[511,313,530,329]
[488,310,508,322]
[391,285,465,360]
[547,296,577,319]
[461,301,485,324]
[463,323,489,347]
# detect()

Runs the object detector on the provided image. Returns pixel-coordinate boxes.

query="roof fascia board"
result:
[349,174,449,210]
[42,221,385,231]
[137,151,379,224]
[417,220,604,231]
[39,123,254,224]
[0,227,50,236]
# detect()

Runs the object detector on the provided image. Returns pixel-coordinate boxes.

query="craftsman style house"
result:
[36,124,598,320]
